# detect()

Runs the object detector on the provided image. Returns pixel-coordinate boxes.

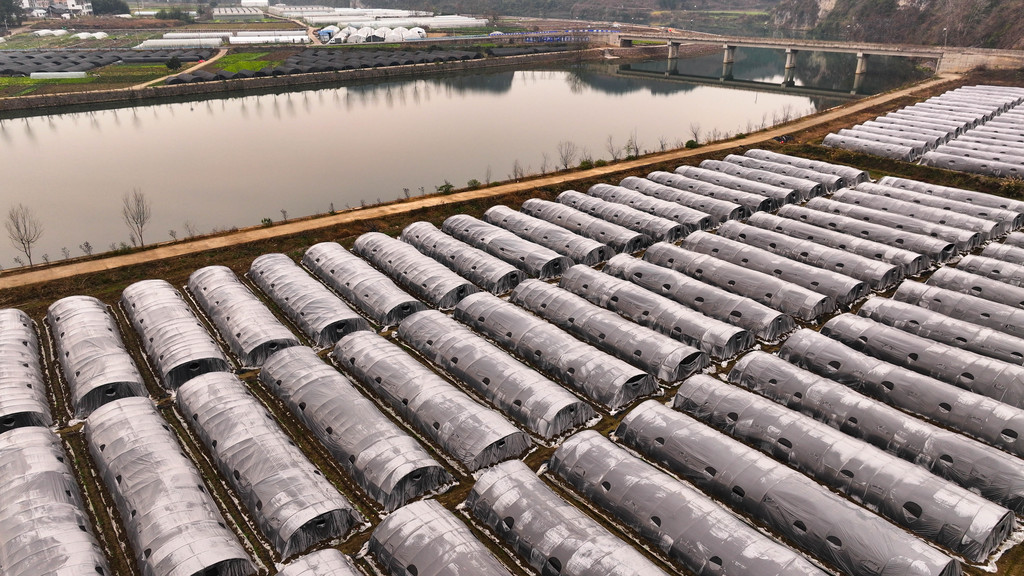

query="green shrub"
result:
[578,159,594,170]
[594,159,608,167]
[685,139,699,149]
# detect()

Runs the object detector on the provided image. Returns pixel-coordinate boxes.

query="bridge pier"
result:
[667,41,680,59]
[721,44,736,80]
[855,52,869,75]
[723,44,736,64]
[852,71,865,94]
[852,52,868,94]
[783,48,798,86]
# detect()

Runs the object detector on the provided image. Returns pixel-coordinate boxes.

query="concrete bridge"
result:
[613,32,1024,76]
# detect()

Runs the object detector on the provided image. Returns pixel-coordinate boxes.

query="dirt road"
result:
[0,72,961,290]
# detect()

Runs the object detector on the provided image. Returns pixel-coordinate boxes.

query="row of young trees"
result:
[5,189,151,268]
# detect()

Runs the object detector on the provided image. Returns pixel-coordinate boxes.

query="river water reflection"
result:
[0,51,928,265]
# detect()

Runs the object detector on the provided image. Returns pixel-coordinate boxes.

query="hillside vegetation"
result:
[370,0,1018,49]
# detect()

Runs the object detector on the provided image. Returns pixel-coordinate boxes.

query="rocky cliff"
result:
[772,0,1024,49]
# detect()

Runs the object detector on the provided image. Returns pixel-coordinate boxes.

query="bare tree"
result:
[606,135,622,161]
[580,146,593,165]
[61,246,70,259]
[280,209,288,221]
[540,152,551,175]
[511,159,525,180]
[122,188,152,247]
[624,130,641,158]
[80,241,94,256]
[658,135,670,152]
[183,220,198,239]
[5,203,43,266]
[168,229,178,241]
[689,122,702,144]
[557,140,578,170]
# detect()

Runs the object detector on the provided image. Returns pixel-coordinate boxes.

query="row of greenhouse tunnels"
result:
[4,85,1024,576]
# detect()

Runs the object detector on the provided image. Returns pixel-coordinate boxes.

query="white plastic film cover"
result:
[958,254,1024,288]
[602,254,795,341]
[674,165,799,209]
[716,220,902,290]
[822,132,920,161]
[680,231,869,307]
[0,427,111,576]
[559,265,753,359]
[400,221,524,295]
[805,197,981,253]
[188,265,301,367]
[47,295,147,418]
[273,548,364,576]
[249,254,370,348]
[833,188,1001,241]
[353,232,479,310]
[731,350,1024,514]
[302,242,426,328]
[927,267,1024,310]
[0,309,51,432]
[642,243,834,321]
[854,182,1021,233]
[858,297,1024,366]
[587,184,712,231]
[259,346,451,512]
[369,499,514,576]
[550,430,827,576]
[821,314,1024,410]
[121,279,231,389]
[557,190,686,242]
[700,158,824,201]
[646,171,772,215]
[467,459,670,576]
[618,175,745,224]
[442,214,574,279]
[674,374,1014,562]
[509,280,706,382]
[616,401,961,576]
[396,310,596,439]
[483,205,612,266]
[746,211,930,276]
[85,397,255,576]
[743,149,869,184]
[982,243,1024,266]
[177,372,360,558]
[777,204,957,264]
[519,198,652,253]
[779,330,1024,510]
[333,331,530,471]
[453,291,658,410]
[877,176,1024,214]
[893,280,1024,340]
[723,153,846,191]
